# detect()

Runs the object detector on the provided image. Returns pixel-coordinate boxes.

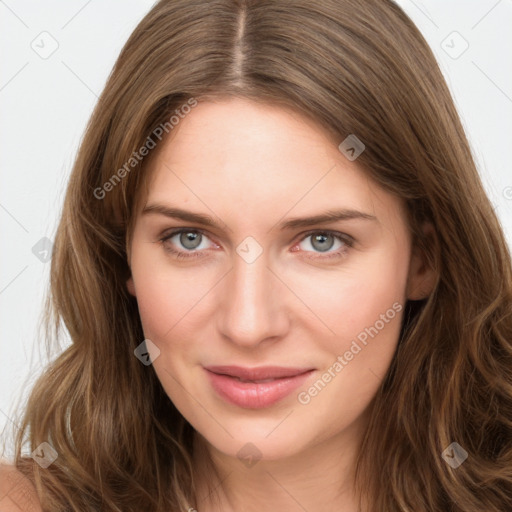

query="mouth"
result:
[204,365,315,409]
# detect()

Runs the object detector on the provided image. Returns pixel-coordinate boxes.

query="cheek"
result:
[129,244,180,341]
[305,247,407,405]
[130,251,218,348]
[291,266,406,438]
[289,245,408,350]
[134,273,191,342]
[337,268,405,344]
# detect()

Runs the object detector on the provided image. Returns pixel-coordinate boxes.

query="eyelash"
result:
[157,228,354,261]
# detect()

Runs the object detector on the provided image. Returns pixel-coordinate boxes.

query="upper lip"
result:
[204,365,314,380]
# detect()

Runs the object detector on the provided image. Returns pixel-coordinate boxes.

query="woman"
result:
[1,0,511,510]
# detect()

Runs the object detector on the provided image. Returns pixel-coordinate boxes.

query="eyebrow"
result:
[142,203,377,230]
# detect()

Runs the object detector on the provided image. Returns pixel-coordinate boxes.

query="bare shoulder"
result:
[0,463,43,512]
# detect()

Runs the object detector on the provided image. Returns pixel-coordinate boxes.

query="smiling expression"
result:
[126,96,423,461]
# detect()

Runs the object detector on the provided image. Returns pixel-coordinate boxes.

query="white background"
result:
[1,0,511,458]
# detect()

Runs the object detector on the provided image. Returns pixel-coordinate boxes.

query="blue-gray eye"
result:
[179,231,202,250]
[310,233,335,252]
[297,232,348,254]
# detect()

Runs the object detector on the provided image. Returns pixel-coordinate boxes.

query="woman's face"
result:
[126,97,429,462]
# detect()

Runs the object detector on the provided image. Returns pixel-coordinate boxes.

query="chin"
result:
[195,415,316,463]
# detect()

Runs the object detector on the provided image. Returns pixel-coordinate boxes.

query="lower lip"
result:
[205,369,314,409]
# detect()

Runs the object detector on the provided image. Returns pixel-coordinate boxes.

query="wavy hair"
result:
[3,0,512,510]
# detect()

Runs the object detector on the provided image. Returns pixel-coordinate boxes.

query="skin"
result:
[0,462,42,512]
[126,97,435,512]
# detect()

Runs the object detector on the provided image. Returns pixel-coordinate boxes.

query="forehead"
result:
[139,98,405,230]
[156,97,340,164]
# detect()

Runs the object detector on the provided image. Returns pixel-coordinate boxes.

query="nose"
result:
[216,248,289,348]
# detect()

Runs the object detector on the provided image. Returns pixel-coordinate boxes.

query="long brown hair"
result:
[3,0,512,510]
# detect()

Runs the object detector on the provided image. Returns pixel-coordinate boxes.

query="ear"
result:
[126,276,136,297]
[406,222,437,301]
[125,241,136,297]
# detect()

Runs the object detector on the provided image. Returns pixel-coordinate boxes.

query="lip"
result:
[204,365,315,409]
